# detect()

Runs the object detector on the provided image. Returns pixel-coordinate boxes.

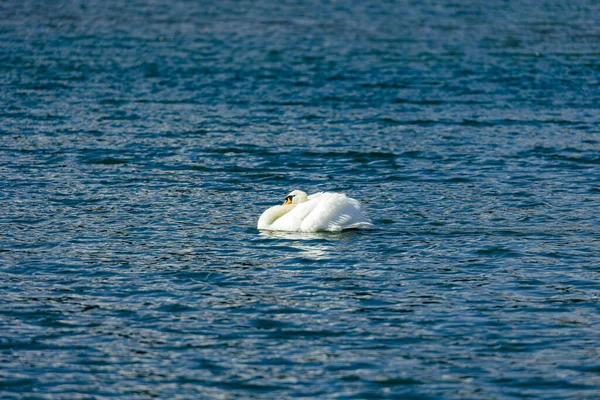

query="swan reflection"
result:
[259,230,358,261]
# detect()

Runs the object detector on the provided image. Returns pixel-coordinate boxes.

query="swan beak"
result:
[283,198,292,205]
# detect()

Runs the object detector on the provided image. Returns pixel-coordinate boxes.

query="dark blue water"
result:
[2,0,600,398]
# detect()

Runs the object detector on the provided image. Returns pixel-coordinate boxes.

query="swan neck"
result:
[257,204,295,229]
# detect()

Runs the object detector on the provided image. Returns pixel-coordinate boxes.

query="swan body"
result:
[257,190,373,232]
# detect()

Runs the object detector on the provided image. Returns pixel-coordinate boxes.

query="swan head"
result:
[283,190,309,205]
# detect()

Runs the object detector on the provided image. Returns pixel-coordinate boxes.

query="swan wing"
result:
[300,193,373,232]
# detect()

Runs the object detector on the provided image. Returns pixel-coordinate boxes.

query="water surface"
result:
[1,0,600,398]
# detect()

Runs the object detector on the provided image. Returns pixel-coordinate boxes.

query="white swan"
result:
[257,190,374,232]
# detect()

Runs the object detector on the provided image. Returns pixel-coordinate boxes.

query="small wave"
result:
[84,157,129,165]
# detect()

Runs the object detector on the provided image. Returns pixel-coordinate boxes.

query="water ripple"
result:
[2,0,600,398]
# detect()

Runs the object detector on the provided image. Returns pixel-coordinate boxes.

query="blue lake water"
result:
[1,0,600,398]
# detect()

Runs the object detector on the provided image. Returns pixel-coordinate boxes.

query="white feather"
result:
[257,190,373,232]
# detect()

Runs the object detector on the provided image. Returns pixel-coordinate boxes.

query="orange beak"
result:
[283,198,292,205]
